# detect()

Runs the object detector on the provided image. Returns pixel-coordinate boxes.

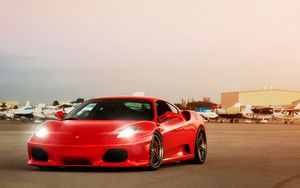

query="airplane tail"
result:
[244,105,252,112]
[226,103,242,114]
[25,100,31,108]
[294,103,300,110]
[132,92,145,96]
[233,103,241,109]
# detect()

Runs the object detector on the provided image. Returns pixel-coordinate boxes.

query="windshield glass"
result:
[65,99,154,121]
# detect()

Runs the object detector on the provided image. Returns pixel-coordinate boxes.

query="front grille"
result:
[31,147,48,162]
[103,149,128,163]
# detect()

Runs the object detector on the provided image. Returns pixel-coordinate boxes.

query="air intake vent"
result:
[32,147,48,162]
[103,149,128,163]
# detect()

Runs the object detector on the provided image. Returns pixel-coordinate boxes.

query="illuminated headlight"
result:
[117,126,141,138]
[35,126,49,138]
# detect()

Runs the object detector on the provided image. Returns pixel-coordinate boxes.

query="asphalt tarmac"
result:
[0,120,300,188]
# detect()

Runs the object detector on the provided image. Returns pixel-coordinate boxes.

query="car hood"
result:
[34,120,156,145]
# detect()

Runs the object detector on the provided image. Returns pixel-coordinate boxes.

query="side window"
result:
[156,100,172,116]
[167,103,179,114]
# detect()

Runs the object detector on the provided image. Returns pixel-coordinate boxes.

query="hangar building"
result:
[221,89,300,108]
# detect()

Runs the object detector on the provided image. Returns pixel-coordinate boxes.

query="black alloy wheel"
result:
[149,132,163,170]
[194,129,207,164]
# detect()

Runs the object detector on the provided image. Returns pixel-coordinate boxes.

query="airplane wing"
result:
[252,107,273,114]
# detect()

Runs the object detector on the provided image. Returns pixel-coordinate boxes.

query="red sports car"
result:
[28,96,207,170]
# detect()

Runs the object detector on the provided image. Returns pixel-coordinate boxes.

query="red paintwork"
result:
[28,96,205,167]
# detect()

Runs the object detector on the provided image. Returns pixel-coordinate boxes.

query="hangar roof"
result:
[222,88,300,94]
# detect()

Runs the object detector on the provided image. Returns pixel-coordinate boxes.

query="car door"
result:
[156,100,186,159]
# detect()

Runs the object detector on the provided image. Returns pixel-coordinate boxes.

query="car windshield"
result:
[65,99,154,121]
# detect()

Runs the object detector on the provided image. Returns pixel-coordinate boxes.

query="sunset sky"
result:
[1,0,300,104]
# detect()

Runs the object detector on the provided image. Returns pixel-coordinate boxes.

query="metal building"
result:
[221,89,300,108]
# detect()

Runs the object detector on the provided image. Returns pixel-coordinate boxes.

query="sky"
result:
[1,0,300,104]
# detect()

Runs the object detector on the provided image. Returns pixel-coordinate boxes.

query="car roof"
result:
[91,96,160,102]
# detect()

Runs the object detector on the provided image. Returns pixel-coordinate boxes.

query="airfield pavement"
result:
[0,120,300,188]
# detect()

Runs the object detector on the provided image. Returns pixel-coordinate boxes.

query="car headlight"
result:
[117,126,141,138]
[35,126,49,138]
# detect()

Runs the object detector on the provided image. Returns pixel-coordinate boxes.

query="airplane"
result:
[242,105,274,123]
[196,108,219,121]
[273,103,300,124]
[58,103,78,114]
[132,92,145,96]
[216,103,242,123]
[33,104,57,120]
[33,102,81,123]
[13,101,34,121]
[5,109,15,120]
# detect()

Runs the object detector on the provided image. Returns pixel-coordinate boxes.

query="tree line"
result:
[174,98,217,110]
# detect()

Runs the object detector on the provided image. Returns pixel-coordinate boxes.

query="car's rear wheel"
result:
[149,132,163,170]
[194,129,207,164]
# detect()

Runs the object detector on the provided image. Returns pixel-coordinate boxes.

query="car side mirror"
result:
[55,111,65,120]
[159,111,178,123]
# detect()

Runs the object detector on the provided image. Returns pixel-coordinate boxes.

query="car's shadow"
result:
[24,161,197,173]
[4,152,202,173]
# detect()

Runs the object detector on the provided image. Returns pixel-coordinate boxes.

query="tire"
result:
[149,132,163,170]
[193,128,207,164]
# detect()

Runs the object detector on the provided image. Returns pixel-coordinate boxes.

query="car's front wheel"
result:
[194,129,207,164]
[149,132,163,170]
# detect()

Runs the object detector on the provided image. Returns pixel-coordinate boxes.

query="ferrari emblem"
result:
[75,136,80,140]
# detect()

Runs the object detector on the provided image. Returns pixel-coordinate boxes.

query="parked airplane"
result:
[33,104,56,120]
[242,105,274,123]
[5,109,15,120]
[216,103,242,123]
[58,103,78,114]
[13,101,34,120]
[33,102,80,123]
[196,108,219,121]
[273,103,300,124]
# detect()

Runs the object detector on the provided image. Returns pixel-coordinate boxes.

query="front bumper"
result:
[28,140,151,167]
